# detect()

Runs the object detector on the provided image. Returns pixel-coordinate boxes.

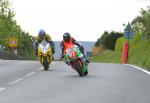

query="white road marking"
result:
[0,88,6,92]
[9,71,37,85]
[25,72,35,77]
[126,64,150,75]
[9,78,24,85]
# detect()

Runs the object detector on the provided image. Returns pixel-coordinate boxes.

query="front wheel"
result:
[43,57,49,71]
[73,60,84,77]
[44,64,49,71]
[84,69,88,75]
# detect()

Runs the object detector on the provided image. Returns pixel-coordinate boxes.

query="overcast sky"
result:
[10,0,150,41]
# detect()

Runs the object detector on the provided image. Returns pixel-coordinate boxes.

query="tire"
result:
[43,57,49,71]
[74,60,84,77]
[44,64,49,71]
[84,69,88,75]
[83,63,88,76]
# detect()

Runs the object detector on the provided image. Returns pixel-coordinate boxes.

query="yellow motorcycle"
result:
[38,40,53,71]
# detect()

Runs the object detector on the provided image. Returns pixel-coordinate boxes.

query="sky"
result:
[10,0,150,41]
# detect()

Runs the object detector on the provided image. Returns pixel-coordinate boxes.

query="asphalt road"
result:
[0,60,150,103]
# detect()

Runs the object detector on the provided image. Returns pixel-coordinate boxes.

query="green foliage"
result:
[115,33,141,52]
[93,33,150,70]
[93,6,150,70]
[95,31,109,47]
[128,40,150,70]
[115,37,124,52]
[95,31,123,50]
[132,6,150,39]
[92,50,122,63]
[0,0,35,60]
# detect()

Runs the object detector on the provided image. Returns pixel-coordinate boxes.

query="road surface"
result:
[0,60,150,103]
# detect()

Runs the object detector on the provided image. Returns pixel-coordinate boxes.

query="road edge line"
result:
[125,64,150,75]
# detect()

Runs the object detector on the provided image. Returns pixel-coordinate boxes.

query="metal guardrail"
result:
[0,51,24,60]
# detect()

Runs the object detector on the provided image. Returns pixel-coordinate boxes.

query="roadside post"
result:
[122,23,133,64]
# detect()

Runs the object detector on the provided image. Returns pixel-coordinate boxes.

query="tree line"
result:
[132,6,150,39]
[0,0,35,59]
[95,6,150,50]
[95,31,123,50]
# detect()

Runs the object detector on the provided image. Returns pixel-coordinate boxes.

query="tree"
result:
[0,0,15,45]
[95,31,123,50]
[132,6,150,39]
[95,31,109,48]
[0,0,35,60]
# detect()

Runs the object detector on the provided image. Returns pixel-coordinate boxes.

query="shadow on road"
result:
[64,74,101,79]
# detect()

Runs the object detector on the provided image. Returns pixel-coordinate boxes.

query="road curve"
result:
[0,60,150,103]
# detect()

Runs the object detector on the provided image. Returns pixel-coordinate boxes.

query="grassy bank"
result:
[92,50,122,63]
[92,34,150,70]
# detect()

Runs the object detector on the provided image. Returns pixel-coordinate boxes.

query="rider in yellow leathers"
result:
[34,29,55,57]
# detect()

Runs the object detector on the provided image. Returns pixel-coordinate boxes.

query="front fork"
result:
[40,55,52,64]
